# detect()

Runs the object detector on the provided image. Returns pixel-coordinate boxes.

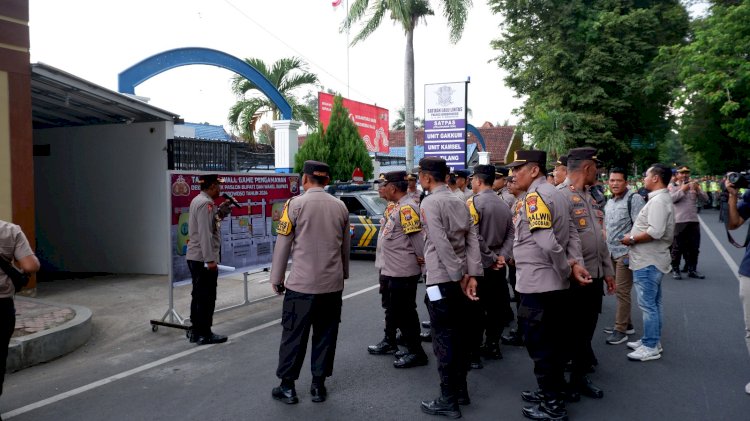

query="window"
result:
[339,196,367,215]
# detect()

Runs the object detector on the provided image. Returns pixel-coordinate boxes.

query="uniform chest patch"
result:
[276,199,293,236]
[526,192,552,231]
[467,197,479,226]
[400,206,422,234]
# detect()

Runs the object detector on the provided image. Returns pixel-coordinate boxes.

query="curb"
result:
[6,297,92,372]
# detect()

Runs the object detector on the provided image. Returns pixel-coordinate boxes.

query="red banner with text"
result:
[318,92,389,153]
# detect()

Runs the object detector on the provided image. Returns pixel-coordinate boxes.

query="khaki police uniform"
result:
[375,192,426,358]
[558,179,614,383]
[186,190,223,338]
[0,220,34,395]
[468,187,515,355]
[513,174,584,402]
[498,187,516,208]
[422,181,483,406]
[669,168,709,275]
[271,184,350,383]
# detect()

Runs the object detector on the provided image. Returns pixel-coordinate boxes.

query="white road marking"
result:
[699,215,740,281]
[2,283,380,419]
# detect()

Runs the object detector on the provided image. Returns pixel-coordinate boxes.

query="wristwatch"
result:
[628,235,636,245]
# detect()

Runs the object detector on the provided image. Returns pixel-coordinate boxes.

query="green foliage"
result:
[294,125,329,174]
[666,0,750,172]
[490,0,689,167]
[294,96,374,181]
[229,57,320,142]
[392,107,424,130]
[327,96,374,181]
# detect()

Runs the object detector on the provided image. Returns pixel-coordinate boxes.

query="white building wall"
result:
[33,122,172,274]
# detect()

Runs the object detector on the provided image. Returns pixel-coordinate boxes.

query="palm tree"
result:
[342,0,471,171]
[229,57,319,142]
[392,107,424,130]
[525,107,580,161]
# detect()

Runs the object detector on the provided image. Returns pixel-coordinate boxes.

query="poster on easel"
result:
[169,171,300,284]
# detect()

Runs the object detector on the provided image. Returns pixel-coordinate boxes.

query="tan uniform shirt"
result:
[0,221,34,298]
[186,191,221,263]
[669,182,709,223]
[513,177,584,294]
[498,188,516,208]
[376,195,425,278]
[421,184,483,285]
[558,181,614,279]
[628,188,675,273]
[468,189,514,269]
[270,187,350,294]
[374,201,397,269]
[406,189,421,205]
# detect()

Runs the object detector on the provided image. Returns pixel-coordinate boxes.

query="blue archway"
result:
[467,124,486,152]
[118,47,292,119]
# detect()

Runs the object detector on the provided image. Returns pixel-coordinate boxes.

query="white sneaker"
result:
[627,345,662,361]
[626,340,663,353]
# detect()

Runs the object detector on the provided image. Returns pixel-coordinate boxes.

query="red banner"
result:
[318,92,389,153]
[169,171,300,283]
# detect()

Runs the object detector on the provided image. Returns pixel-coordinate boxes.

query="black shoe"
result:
[480,342,503,360]
[688,270,705,279]
[501,330,524,346]
[420,331,432,342]
[457,389,471,406]
[570,376,603,399]
[394,352,429,368]
[196,333,227,345]
[272,385,299,404]
[422,320,432,329]
[469,357,483,370]
[522,400,568,421]
[521,390,579,404]
[310,384,327,403]
[671,269,682,280]
[368,340,398,355]
[188,330,198,343]
[395,349,409,358]
[420,396,461,419]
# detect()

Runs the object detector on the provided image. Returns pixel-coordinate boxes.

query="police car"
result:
[327,183,386,254]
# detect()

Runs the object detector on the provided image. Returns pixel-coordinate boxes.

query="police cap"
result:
[505,150,547,168]
[303,160,331,177]
[374,173,387,184]
[555,155,568,167]
[677,165,691,173]
[495,167,509,177]
[454,169,470,179]
[567,147,602,166]
[407,173,417,181]
[472,164,496,177]
[418,157,449,175]
[383,170,408,183]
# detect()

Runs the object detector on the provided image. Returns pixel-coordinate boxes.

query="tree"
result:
[229,57,319,142]
[342,0,471,171]
[523,107,581,162]
[490,0,689,166]
[666,0,750,173]
[293,96,374,181]
[391,107,424,130]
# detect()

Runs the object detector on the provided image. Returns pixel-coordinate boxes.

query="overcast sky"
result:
[29,0,523,134]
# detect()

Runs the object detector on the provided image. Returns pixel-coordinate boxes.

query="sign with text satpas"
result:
[318,92,390,153]
[424,82,468,170]
[169,171,299,283]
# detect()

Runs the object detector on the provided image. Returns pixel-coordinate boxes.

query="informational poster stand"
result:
[150,170,299,333]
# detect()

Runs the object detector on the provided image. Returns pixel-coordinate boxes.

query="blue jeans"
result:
[633,265,663,348]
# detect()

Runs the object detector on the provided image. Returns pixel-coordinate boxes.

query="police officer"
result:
[553,155,568,186]
[406,172,422,204]
[270,161,350,404]
[454,169,473,201]
[669,166,709,279]
[493,167,516,208]
[186,174,232,345]
[370,171,428,368]
[0,219,40,398]
[418,157,483,419]
[468,165,515,363]
[558,148,616,399]
[505,150,589,421]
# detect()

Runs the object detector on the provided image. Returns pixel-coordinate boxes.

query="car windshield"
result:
[360,193,387,215]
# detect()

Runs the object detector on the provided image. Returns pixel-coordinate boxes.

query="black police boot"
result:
[272,380,299,405]
[522,389,579,404]
[196,333,228,345]
[501,329,524,346]
[688,270,705,279]
[310,376,327,403]
[481,341,503,360]
[420,331,433,342]
[469,354,483,370]
[394,346,429,368]
[368,337,398,355]
[457,383,471,406]
[395,349,409,358]
[569,375,603,399]
[522,394,568,421]
[671,268,683,280]
[422,320,432,329]
[421,385,461,419]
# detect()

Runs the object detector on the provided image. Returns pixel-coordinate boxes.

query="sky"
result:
[28,0,524,135]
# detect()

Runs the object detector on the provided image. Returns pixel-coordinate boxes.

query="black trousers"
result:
[187,260,218,336]
[1,297,15,396]
[426,282,469,395]
[380,274,421,350]
[518,290,570,394]
[276,289,343,381]
[671,222,701,271]
[568,278,603,377]
[474,267,513,347]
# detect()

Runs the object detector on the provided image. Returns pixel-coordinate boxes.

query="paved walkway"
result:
[13,299,75,338]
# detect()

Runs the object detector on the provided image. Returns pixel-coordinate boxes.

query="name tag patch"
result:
[526,192,552,231]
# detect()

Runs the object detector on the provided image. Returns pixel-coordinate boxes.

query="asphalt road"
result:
[2,209,750,420]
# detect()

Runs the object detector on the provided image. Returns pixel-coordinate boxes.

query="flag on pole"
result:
[332,0,342,7]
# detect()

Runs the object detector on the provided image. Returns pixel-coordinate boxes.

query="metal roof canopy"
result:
[31,63,181,129]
